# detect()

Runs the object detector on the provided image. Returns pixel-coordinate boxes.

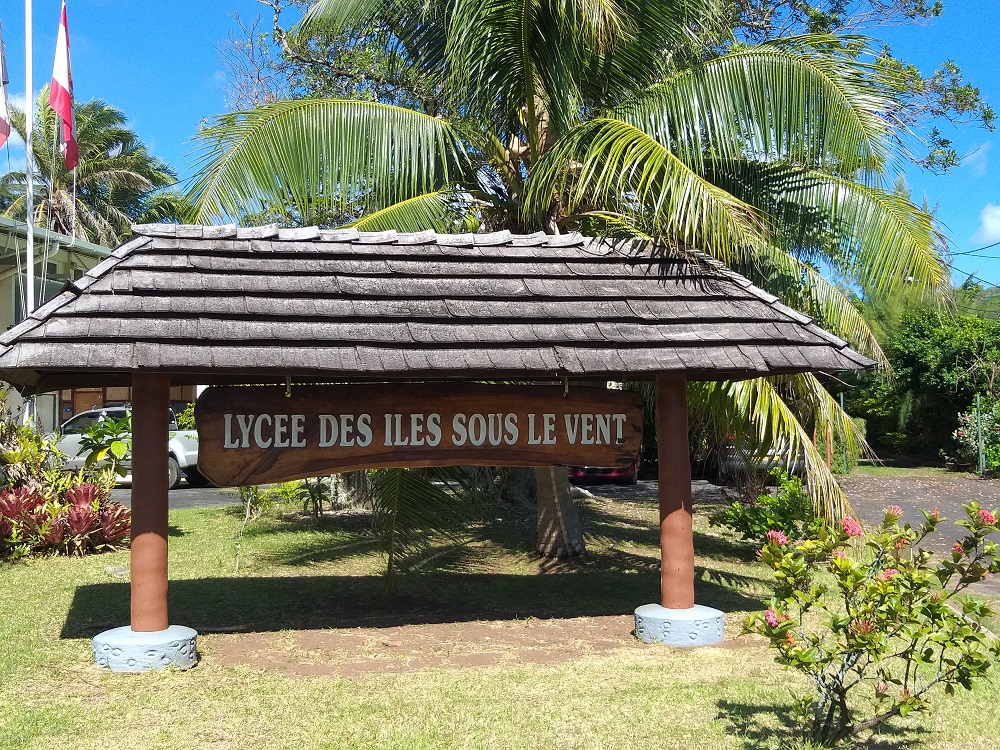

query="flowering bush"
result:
[945,399,1000,474]
[710,471,819,544]
[745,504,1000,747]
[0,483,131,560]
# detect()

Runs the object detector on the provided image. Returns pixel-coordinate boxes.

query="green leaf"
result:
[188,99,471,224]
[109,441,129,461]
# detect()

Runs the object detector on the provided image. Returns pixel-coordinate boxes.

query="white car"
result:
[57,406,200,489]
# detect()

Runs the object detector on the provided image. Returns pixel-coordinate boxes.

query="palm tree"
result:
[187,0,949,533]
[2,89,190,246]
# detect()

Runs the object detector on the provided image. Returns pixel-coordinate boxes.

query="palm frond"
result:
[186,99,470,225]
[348,190,470,232]
[616,35,895,179]
[367,467,473,594]
[689,377,861,522]
[527,117,766,261]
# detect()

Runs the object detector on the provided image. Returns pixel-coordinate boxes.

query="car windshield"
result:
[61,413,102,435]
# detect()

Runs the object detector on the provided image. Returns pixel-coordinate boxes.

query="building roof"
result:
[0,223,874,393]
[0,216,111,271]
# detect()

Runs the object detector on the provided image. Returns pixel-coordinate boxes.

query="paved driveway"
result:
[110,483,239,510]
[841,473,1000,596]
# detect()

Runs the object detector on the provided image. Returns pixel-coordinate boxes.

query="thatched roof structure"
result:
[0,224,873,392]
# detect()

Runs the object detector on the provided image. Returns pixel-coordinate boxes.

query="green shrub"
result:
[745,504,1000,747]
[709,472,819,543]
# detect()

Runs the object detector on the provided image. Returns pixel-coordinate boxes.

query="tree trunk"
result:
[500,466,537,506]
[535,466,586,559]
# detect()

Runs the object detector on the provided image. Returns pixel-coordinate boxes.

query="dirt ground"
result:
[207,474,1000,676]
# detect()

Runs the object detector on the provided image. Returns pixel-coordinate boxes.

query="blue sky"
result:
[1,1,999,286]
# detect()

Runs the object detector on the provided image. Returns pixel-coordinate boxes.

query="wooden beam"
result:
[656,373,694,609]
[130,372,171,632]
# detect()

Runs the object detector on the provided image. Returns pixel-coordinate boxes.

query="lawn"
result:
[1,489,999,750]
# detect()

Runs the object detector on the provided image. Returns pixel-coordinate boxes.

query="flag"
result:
[0,25,11,150]
[50,1,78,169]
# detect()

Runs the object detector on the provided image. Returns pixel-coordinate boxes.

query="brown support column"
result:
[656,373,695,609]
[130,372,170,632]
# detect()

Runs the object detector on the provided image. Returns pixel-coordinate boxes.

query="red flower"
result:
[766,530,789,546]
[977,509,997,526]
[841,517,864,538]
[953,543,965,554]
[885,505,903,518]
[930,508,941,521]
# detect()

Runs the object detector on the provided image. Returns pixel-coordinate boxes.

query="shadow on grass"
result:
[716,699,930,750]
[61,565,763,638]
[694,530,758,563]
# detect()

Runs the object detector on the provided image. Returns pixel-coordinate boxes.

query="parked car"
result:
[56,406,201,489]
[708,435,805,485]
[568,456,642,485]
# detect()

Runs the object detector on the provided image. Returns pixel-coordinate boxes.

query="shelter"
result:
[0,224,874,669]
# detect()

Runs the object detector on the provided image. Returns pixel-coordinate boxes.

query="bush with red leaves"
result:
[0,483,130,560]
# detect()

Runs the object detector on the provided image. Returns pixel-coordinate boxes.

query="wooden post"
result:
[130,373,170,632]
[656,373,694,609]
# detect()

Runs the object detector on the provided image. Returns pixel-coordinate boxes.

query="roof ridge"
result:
[129,223,589,248]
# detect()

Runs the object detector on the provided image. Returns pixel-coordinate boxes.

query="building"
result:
[0,217,196,430]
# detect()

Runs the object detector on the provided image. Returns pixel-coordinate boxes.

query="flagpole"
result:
[24,0,35,313]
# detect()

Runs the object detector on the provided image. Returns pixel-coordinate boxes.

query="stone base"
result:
[634,604,724,646]
[93,625,199,672]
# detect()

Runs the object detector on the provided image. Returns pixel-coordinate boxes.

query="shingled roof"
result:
[0,224,874,392]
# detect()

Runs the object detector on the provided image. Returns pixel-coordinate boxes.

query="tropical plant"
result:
[0,483,130,560]
[2,88,192,246]
[745,503,1000,747]
[78,413,132,479]
[709,471,819,544]
[188,0,954,528]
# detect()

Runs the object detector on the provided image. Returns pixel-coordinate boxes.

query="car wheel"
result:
[184,466,212,488]
[167,456,181,490]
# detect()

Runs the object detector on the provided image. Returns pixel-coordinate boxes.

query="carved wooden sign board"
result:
[195,384,644,486]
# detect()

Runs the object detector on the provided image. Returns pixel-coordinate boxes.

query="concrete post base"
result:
[93,625,198,672]
[634,604,724,646]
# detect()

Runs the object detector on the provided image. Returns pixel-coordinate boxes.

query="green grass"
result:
[2,494,1000,749]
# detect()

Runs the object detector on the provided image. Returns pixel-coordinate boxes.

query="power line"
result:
[952,240,1000,256]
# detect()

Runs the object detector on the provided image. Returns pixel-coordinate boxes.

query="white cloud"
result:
[972,203,1000,244]
[964,142,991,178]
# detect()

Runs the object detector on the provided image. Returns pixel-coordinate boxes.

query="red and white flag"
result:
[0,25,11,150]
[50,0,78,169]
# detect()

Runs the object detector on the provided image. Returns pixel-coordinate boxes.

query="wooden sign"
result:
[195,383,643,486]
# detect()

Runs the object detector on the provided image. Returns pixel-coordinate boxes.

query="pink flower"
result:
[953,543,965,554]
[764,609,781,627]
[930,508,941,521]
[766,530,789,546]
[876,681,889,695]
[885,505,904,518]
[830,549,847,559]
[842,517,864,538]
[880,568,900,581]
[977,509,997,526]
